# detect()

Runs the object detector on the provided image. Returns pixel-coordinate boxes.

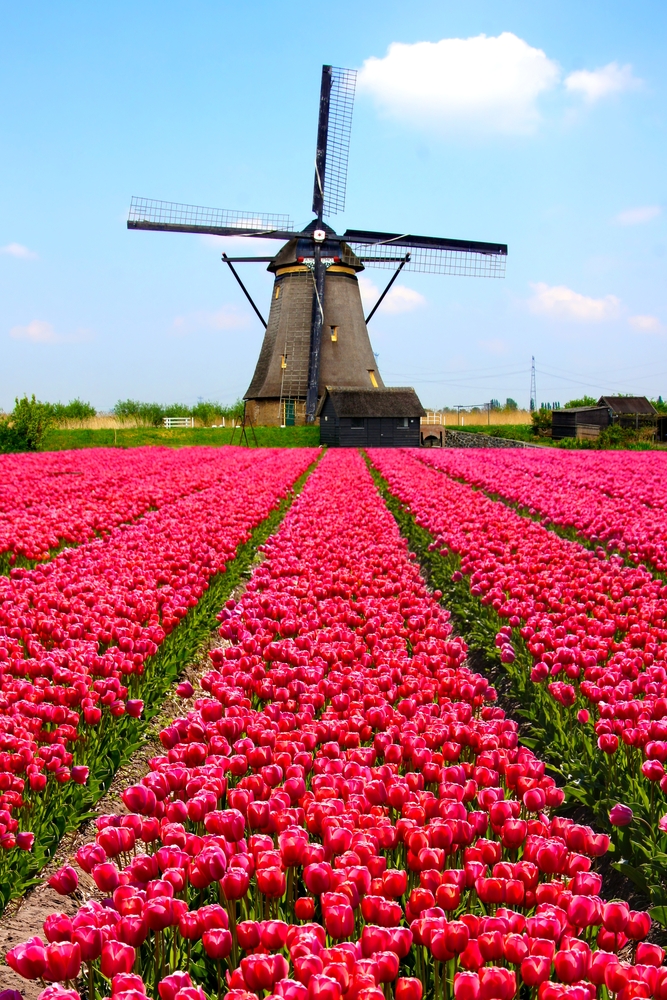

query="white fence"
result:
[163,417,194,428]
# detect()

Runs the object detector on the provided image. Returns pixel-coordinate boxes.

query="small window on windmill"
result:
[399,417,409,428]
[351,418,364,429]
[330,325,339,342]
[368,370,378,388]
[275,286,281,300]
[281,355,287,369]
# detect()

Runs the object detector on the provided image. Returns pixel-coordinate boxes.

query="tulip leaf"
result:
[562,784,589,803]
[612,860,649,892]
[649,906,667,926]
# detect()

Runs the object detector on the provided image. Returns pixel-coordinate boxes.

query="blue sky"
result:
[1,1,665,411]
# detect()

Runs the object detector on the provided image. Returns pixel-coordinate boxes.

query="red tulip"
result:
[295,897,315,920]
[48,865,78,895]
[6,937,48,979]
[396,980,422,1000]
[159,973,193,1000]
[202,929,232,960]
[44,941,81,983]
[101,940,135,978]
[72,925,103,961]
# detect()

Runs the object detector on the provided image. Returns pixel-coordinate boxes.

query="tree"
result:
[564,396,597,408]
[505,398,518,411]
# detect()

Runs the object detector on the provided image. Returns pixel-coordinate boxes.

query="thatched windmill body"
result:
[128,66,507,425]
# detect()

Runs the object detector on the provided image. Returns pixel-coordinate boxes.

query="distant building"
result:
[597,396,657,428]
[317,386,425,447]
[552,395,657,440]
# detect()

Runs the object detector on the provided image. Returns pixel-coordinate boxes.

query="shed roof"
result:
[555,406,608,415]
[597,395,657,415]
[316,386,426,418]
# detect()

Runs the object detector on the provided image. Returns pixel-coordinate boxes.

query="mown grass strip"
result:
[0,456,320,912]
[41,425,320,451]
[365,453,667,903]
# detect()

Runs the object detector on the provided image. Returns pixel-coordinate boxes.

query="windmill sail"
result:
[343,229,507,277]
[312,66,357,220]
[127,198,295,239]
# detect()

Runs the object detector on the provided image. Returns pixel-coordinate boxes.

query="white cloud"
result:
[614,205,661,226]
[358,33,561,134]
[9,320,92,344]
[528,282,621,322]
[565,62,641,103]
[629,314,663,333]
[1,242,37,260]
[358,276,425,315]
[172,305,251,336]
[10,320,59,343]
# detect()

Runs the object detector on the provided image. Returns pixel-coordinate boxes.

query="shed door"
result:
[380,418,395,446]
[367,420,382,446]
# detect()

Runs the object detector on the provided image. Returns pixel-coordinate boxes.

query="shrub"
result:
[531,407,552,437]
[0,395,54,453]
[113,399,245,427]
[50,399,97,425]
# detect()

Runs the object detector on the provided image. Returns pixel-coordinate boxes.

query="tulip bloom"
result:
[44,942,81,983]
[6,937,48,979]
[101,941,135,978]
[48,866,78,895]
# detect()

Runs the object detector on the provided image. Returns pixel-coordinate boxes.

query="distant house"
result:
[552,395,657,440]
[317,386,425,447]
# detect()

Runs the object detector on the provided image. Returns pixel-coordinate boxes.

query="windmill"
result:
[128,65,507,426]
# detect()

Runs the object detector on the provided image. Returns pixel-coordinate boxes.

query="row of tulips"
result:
[6,449,659,1000]
[0,447,269,570]
[416,449,667,574]
[367,449,667,894]
[0,448,316,886]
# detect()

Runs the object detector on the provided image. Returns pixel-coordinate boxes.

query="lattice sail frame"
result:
[351,243,507,278]
[322,67,357,218]
[128,197,294,234]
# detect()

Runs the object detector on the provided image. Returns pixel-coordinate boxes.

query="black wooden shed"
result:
[317,386,425,447]
[551,406,610,440]
[552,395,658,440]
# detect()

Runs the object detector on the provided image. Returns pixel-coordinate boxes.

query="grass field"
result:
[41,425,321,450]
[446,423,538,442]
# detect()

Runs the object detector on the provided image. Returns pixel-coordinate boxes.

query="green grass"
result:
[447,423,546,443]
[41,425,320,451]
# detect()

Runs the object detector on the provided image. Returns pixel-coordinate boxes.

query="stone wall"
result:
[441,429,541,449]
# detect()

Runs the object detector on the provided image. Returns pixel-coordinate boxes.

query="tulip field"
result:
[370,450,667,894]
[417,449,667,573]
[0,447,278,572]
[3,446,667,1000]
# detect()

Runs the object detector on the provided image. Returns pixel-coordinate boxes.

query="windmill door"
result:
[283,399,296,426]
